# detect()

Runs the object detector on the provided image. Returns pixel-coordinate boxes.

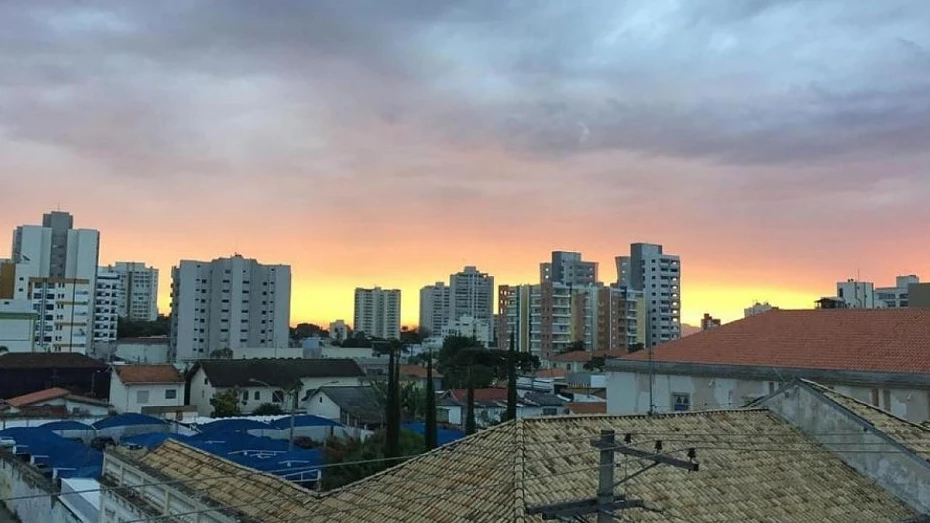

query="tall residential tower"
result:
[616,243,681,347]
[354,287,401,340]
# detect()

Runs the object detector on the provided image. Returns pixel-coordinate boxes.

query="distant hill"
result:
[681,324,701,337]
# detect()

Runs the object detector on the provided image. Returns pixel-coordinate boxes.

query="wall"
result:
[305,392,344,423]
[231,346,303,359]
[606,369,930,422]
[0,452,84,523]
[110,379,183,414]
[188,367,218,416]
[762,384,930,513]
[114,341,170,364]
[0,300,36,352]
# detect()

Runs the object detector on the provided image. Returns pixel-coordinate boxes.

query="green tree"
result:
[561,340,586,353]
[290,323,327,341]
[584,356,607,372]
[341,332,374,348]
[322,429,425,490]
[505,333,518,422]
[210,388,242,418]
[628,342,645,353]
[384,343,401,461]
[252,403,284,416]
[209,347,233,359]
[438,335,541,389]
[0,345,8,354]
[465,381,476,435]
[425,351,437,450]
[117,315,170,339]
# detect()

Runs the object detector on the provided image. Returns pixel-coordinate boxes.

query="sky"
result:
[2,0,929,328]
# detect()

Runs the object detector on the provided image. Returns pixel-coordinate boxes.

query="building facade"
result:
[836,279,880,309]
[616,242,681,347]
[497,282,643,358]
[328,319,349,342]
[353,287,401,340]
[93,268,120,344]
[440,315,493,346]
[169,255,291,362]
[0,299,37,352]
[540,251,598,285]
[104,261,159,321]
[876,275,920,308]
[418,282,449,336]
[744,301,775,317]
[450,266,494,324]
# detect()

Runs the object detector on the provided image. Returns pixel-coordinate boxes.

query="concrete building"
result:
[615,242,681,347]
[353,287,401,340]
[700,313,721,330]
[113,337,170,364]
[328,319,349,342]
[103,262,159,321]
[0,299,37,352]
[93,268,120,345]
[450,266,494,325]
[440,315,493,346]
[836,279,880,309]
[876,274,919,308]
[744,301,775,317]
[418,282,449,336]
[540,251,598,285]
[109,364,185,415]
[497,283,643,358]
[16,276,93,353]
[909,283,930,308]
[169,255,291,362]
[606,308,930,423]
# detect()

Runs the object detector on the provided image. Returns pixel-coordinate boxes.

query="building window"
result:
[542,407,558,416]
[672,393,690,412]
[882,390,892,411]
[137,390,150,404]
[871,389,880,407]
[165,389,177,400]
[243,390,249,402]
[254,391,261,401]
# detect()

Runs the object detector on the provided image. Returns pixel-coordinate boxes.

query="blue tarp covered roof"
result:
[403,422,465,446]
[268,415,341,429]
[121,432,188,449]
[0,427,102,478]
[40,420,94,431]
[93,413,167,429]
[198,418,271,433]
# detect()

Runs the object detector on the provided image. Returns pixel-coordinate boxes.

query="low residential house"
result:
[0,387,110,418]
[438,389,568,428]
[0,352,109,399]
[606,308,930,422]
[306,386,384,430]
[544,350,628,372]
[397,364,442,389]
[109,364,186,417]
[99,381,930,521]
[187,358,365,416]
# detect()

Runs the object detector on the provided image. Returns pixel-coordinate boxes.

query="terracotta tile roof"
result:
[117,409,920,522]
[566,402,607,414]
[6,387,70,407]
[623,308,930,374]
[534,368,566,379]
[549,350,628,363]
[398,364,443,379]
[445,388,509,403]
[114,364,184,384]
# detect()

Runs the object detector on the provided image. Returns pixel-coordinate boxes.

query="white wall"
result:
[0,299,36,352]
[231,346,303,359]
[114,340,170,364]
[320,346,376,359]
[109,378,183,414]
[306,392,344,422]
[189,367,218,416]
[0,455,85,523]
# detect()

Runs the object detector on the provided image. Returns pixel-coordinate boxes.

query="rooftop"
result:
[622,308,930,374]
[0,352,107,369]
[114,364,184,384]
[549,350,629,363]
[3,387,109,408]
[314,386,384,425]
[398,364,443,379]
[191,358,364,388]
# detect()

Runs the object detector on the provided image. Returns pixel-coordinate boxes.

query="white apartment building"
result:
[329,319,349,342]
[94,268,120,344]
[835,279,881,309]
[169,255,291,362]
[26,277,93,353]
[440,315,493,346]
[353,287,401,340]
[450,266,494,324]
[419,282,449,335]
[540,251,598,286]
[616,243,681,347]
[744,301,775,317]
[877,275,920,308]
[0,299,37,352]
[104,261,159,321]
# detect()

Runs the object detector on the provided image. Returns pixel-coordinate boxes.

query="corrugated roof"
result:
[114,364,184,384]
[192,358,364,388]
[118,409,919,522]
[623,308,930,374]
[0,352,107,369]
[316,386,384,425]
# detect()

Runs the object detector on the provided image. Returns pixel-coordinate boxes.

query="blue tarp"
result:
[40,420,94,431]
[0,427,102,478]
[93,413,167,429]
[268,415,341,429]
[198,419,271,433]
[403,422,465,446]
[121,432,188,449]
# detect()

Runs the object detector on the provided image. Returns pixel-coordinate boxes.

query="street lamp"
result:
[249,378,298,452]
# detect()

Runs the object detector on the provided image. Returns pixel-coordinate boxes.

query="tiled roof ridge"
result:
[799,379,930,433]
[512,418,528,522]
[521,407,770,425]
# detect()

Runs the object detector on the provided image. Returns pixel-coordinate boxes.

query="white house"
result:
[606,308,930,422]
[109,364,185,415]
[437,389,568,429]
[306,386,384,429]
[188,358,366,416]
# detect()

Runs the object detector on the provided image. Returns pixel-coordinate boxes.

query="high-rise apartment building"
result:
[616,243,681,347]
[169,255,291,361]
[876,275,919,308]
[103,262,159,321]
[354,287,401,340]
[7,211,100,353]
[418,282,449,336]
[450,266,494,324]
[93,269,120,344]
[540,251,598,285]
[497,282,643,358]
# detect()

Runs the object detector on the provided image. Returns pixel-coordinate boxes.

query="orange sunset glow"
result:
[3,3,929,330]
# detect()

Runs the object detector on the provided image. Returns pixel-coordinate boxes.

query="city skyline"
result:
[3,2,928,326]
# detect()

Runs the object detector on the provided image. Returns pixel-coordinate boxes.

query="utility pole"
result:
[526,430,698,520]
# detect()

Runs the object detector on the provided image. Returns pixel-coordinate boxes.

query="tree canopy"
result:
[210,388,241,418]
[322,429,425,490]
[437,335,539,389]
[252,403,284,416]
[117,315,170,339]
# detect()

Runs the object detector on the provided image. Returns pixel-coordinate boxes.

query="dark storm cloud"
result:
[1,0,929,177]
